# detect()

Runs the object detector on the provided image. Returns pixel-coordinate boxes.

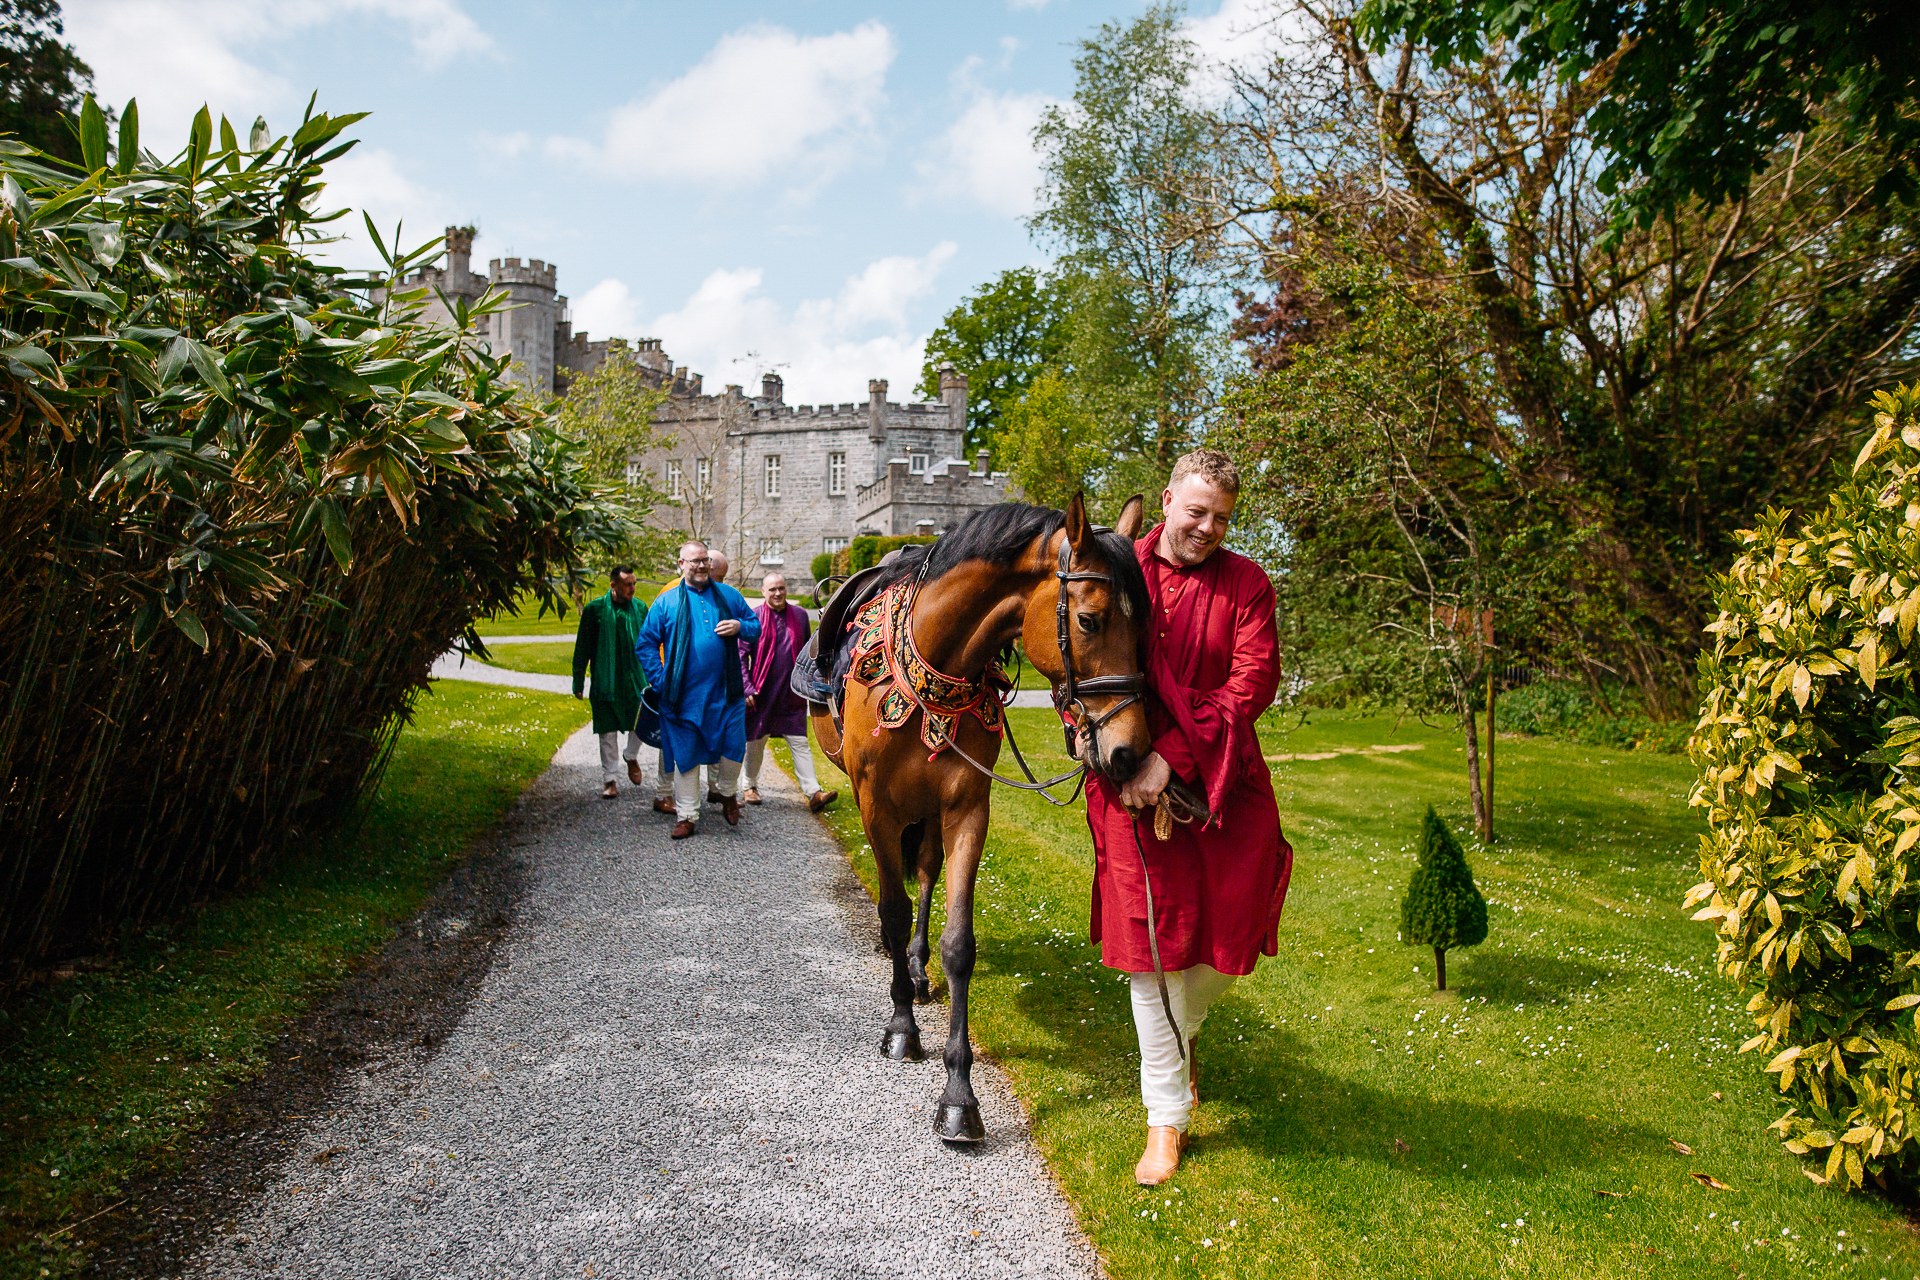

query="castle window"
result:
[624,462,641,486]
[666,460,683,499]
[822,537,849,555]
[764,454,781,497]
[695,456,712,497]
[759,538,785,565]
[828,451,846,496]
[909,451,929,475]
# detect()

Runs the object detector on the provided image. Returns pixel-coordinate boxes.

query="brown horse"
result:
[811,492,1154,1143]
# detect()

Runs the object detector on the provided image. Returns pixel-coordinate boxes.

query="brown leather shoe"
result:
[670,819,697,839]
[1135,1126,1185,1185]
[707,788,723,804]
[602,781,618,799]
[627,760,645,786]
[808,789,839,814]
[653,797,675,815]
[742,788,762,805]
[722,794,741,826]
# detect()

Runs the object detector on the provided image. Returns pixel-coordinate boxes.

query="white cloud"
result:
[67,0,493,131]
[921,90,1054,217]
[310,146,448,265]
[646,243,958,404]
[570,279,647,342]
[546,21,896,189]
[1183,0,1299,96]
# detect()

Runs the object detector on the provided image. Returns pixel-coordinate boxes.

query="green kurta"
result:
[571,590,647,734]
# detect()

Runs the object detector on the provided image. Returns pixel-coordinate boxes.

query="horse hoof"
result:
[934,1102,986,1144]
[880,1029,924,1061]
[913,981,934,1005]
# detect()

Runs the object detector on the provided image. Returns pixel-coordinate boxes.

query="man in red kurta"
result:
[1084,448,1292,1185]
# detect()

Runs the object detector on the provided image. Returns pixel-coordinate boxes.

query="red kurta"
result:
[1086,525,1293,975]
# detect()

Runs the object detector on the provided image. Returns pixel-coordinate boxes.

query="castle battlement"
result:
[490,256,557,288]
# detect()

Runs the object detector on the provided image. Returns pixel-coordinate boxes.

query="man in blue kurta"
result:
[637,541,761,838]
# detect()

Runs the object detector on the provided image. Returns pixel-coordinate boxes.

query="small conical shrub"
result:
[1401,806,1489,990]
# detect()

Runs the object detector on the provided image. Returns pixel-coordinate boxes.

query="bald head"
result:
[709,551,730,583]
[677,541,711,589]
[763,572,788,610]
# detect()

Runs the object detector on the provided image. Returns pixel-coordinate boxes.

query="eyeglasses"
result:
[679,557,710,566]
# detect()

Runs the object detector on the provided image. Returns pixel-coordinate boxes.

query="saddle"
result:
[789,545,929,710]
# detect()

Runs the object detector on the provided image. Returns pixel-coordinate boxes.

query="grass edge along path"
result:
[792,712,1920,1279]
[0,681,588,1279]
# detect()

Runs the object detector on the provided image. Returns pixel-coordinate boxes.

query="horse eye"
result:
[1077,613,1099,634]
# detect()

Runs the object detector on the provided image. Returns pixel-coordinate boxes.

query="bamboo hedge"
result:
[0,99,621,983]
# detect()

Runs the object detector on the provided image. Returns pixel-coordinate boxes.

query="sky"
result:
[64,0,1272,404]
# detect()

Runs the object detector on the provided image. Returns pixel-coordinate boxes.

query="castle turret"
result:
[762,372,784,403]
[488,255,559,394]
[939,361,969,449]
[445,226,473,280]
[868,378,889,467]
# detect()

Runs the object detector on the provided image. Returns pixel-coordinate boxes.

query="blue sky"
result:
[65,0,1267,402]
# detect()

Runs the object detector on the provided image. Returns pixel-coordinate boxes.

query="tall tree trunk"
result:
[1461,695,1488,840]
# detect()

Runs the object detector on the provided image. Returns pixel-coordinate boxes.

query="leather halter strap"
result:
[1053,531,1147,758]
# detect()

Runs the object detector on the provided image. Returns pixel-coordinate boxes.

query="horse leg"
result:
[877,819,926,1061]
[908,826,946,1005]
[933,805,990,1143]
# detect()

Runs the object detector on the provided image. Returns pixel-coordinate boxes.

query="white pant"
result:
[745,734,820,795]
[672,757,740,822]
[599,729,644,782]
[1130,964,1236,1131]
[658,747,720,800]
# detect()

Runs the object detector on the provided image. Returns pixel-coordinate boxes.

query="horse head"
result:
[1023,491,1154,784]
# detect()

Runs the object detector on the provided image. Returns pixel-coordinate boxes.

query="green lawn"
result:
[808,710,1920,1279]
[0,682,588,1278]
[481,640,577,676]
[479,581,762,637]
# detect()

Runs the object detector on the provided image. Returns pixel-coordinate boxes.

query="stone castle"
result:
[392,229,1011,591]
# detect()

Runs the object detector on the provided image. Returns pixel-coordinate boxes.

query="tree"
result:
[996,369,1108,510]
[552,343,676,574]
[917,267,1070,454]
[1031,6,1222,470]
[1401,806,1488,991]
[1687,383,1920,1192]
[0,0,93,164]
[1205,0,1920,714]
[1356,0,1920,231]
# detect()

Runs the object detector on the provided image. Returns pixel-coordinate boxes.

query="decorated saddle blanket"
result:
[839,581,1011,756]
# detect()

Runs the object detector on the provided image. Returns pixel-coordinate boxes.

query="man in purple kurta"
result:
[743,572,837,812]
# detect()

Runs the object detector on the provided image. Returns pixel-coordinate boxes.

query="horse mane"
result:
[875,502,1151,622]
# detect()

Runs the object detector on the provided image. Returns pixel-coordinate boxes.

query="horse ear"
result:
[1065,490,1090,548]
[1114,493,1145,539]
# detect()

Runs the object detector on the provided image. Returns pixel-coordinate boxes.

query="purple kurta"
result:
[746,602,810,740]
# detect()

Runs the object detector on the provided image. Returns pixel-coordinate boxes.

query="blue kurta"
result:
[637,580,762,773]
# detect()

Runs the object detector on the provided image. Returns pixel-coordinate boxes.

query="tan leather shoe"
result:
[627,760,645,786]
[601,781,618,799]
[742,788,762,805]
[653,797,675,815]
[1135,1126,1185,1185]
[808,789,839,813]
[671,819,697,839]
[722,795,741,826]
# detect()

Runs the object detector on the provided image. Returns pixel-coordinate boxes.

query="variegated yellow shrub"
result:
[1689,384,1920,1191]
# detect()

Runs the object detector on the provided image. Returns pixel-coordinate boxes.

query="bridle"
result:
[1050,531,1148,764]
[893,527,1145,807]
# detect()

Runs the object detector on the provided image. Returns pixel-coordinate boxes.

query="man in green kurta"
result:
[572,564,649,798]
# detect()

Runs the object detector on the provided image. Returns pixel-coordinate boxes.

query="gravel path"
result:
[177,725,1102,1280]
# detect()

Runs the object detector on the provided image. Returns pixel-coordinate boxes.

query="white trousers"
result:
[658,747,721,800]
[745,734,819,795]
[672,757,740,822]
[598,729,644,782]
[1130,964,1237,1131]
